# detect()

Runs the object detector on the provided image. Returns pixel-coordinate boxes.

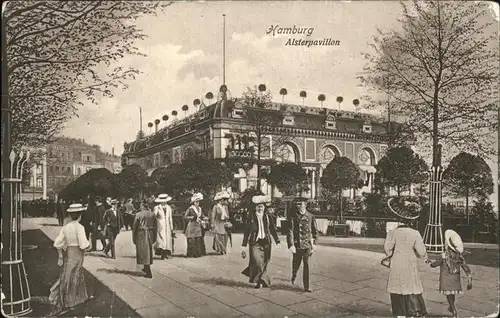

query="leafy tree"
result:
[4,1,173,149]
[59,167,115,200]
[375,146,429,197]
[320,157,363,222]
[358,1,498,162]
[116,164,148,198]
[160,153,235,201]
[443,152,494,223]
[237,86,290,190]
[471,196,498,239]
[266,162,309,196]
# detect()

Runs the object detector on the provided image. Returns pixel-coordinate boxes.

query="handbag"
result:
[381,239,395,268]
[381,256,392,268]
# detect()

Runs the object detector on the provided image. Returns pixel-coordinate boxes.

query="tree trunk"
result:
[465,188,469,225]
[397,184,401,197]
[432,2,443,168]
[256,127,262,192]
[339,189,343,223]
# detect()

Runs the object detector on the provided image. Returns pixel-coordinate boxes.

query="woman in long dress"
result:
[133,200,157,278]
[49,204,92,315]
[384,219,429,317]
[153,194,174,259]
[241,195,280,289]
[184,192,207,257]
[211,191,230,255]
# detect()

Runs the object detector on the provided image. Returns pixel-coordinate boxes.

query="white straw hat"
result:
[445,229,464,253]
[214,191,230,201]
[66,203,86,213]
[154,194,172,203]
[191,192,204,203]
[252,195,271,205]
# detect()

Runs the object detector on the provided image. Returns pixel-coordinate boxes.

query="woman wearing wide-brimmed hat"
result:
[153,194,174,260]
[49,204,92,316]
[184,193,207,257]
[383,198,429,317]
[211,191,231,255]
[241,195,281,289]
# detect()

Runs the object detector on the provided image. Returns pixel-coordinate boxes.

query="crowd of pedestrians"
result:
[43,189,475,317]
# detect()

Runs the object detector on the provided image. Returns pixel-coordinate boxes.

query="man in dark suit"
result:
[89,197,107,251]
[101,199,124,259]
[286,197,319,293]
[81,197,93,240]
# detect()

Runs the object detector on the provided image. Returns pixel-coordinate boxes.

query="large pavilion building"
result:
[121,89,399,200]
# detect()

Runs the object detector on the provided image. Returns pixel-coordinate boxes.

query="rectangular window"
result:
[36,178,43,188]
[305,139,316,161]
[326,121,336,130]
[345,143,354,161]
[55,166,60,174]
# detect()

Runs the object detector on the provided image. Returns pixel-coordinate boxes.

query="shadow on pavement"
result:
[190,276,305,292]
[22,229,139,317]
[96,268,146,278]
[319,242,499,267]
[39,223,61,227]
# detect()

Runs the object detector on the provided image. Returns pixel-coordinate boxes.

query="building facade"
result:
[23,137,121,200]
[122,94,397,199]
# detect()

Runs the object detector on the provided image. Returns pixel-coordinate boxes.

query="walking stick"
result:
[226,228,232,247]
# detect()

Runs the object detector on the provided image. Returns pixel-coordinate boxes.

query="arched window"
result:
[358,147,376,166]
[275,143,299,162]
[320,146,341,164]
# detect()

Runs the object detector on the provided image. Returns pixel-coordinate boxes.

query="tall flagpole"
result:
[140,107,143,133]
[223,14,226,85]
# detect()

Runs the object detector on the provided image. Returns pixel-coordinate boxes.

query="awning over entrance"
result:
[358,165,377,174]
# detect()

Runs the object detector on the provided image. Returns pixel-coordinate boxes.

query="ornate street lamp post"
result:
[2,9,32,316]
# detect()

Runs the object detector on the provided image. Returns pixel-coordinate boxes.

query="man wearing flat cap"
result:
[287,196,318,292]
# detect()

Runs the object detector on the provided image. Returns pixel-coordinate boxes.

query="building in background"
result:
[22,137,121,200]
[122,90,400,200]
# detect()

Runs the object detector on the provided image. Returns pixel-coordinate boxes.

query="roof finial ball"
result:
[318,94,326,107]
[336,96,344,111]
[279,88,288,104]
[182,105,189,118]
[205,92,214,105]
[353,99,360,112]
[300,90,307,107]
[220,84,228,99]
[193,99,201,111]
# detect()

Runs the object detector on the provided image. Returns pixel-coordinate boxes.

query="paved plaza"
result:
[26,218,499,317]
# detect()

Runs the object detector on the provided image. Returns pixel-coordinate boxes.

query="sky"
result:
[61,1,499,208]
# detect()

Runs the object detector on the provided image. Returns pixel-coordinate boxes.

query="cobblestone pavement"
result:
[27,218,499,317]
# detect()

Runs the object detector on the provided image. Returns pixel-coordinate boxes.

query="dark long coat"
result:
[132,209,157,265]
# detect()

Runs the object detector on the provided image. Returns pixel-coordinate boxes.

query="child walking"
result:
[430,229,472,317]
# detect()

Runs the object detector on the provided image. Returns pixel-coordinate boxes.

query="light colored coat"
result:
[384,226,427,294]
[154,204,173,252]
[211,203,228,234]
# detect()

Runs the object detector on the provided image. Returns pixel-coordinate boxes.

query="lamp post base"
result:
[1,260,32,317]
[423,223,444,254]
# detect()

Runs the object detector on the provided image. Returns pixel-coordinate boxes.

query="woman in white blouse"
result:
[49,203,91,315]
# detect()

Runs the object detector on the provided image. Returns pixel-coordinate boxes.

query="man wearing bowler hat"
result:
[287,196,318,292]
